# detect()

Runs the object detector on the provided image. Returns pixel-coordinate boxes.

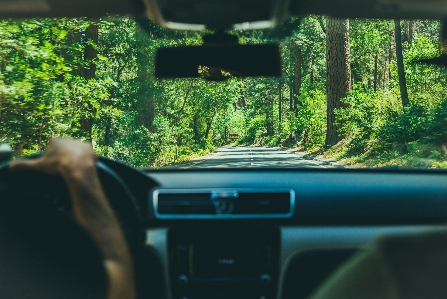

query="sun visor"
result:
[292,0,447,20]
[0,0,145,18]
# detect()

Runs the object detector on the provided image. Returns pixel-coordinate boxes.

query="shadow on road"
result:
[164,146,324,169]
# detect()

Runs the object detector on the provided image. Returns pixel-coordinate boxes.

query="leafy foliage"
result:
[0,16,446,168]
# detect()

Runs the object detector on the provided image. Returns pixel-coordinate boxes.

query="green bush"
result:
[380,103,428,145]
[425,100,447,145]
[239,116,266,144]
[336,87,389,155]
[293,89,326,151]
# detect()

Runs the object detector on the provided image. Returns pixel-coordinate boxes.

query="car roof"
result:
[1,0,444,29]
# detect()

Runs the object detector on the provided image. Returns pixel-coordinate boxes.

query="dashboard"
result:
[107,162,447,299]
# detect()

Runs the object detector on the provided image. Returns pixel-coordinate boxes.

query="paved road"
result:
[165,146,342,169]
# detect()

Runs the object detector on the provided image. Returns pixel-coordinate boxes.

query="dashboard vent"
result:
[157,193,214,214]
[152,188,294,219]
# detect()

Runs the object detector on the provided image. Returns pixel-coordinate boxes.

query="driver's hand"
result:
[9,138,97,180]
[9,138,136,299]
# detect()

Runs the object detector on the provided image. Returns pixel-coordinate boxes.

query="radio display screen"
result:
[169,228,279,299]
[193,242,259,278]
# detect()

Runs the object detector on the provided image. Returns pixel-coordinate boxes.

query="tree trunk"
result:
[193,114,200,141]
[293,43,302,115]
[311,58,316,87]
[79,21,99,141]
[318,16,326,34]
[205,112,216,139]
[374,53,378,92]
[325,18,352,147]
[80,118,93,140]
[408,20,414,44]
[394,19,410,108]
[278,82,282,123]
[440,20,447,54]
[266,97,274,136]
[289,82,293,111]
[104,118,111,147]
[0,93,4,122]
[136,24,156,131]
[65,29,81,75]
[388,30,395,88]
[137,100,156,131]
[205,124,211,140]
[383,50,389,89]
[289,44,294,112]
[82,23,98,80]
[238,85,247,107]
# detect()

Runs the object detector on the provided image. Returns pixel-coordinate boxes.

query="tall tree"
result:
[136,24,156,131]
[440,20,447,54]
[388,29,395,88]
[374,53,378,92]
[278,81,282,124]
[292,42,302,115]
[394,19,409,107]
[408,20,415,44]
[79,21,99,140]
[325,18,352,147]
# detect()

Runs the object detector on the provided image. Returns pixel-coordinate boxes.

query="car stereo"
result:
[168,227,280,299]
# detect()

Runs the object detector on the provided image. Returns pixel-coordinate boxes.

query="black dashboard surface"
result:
[100,164,447,299]
[100,166,447,299]
[138,168,447,299]
[143,168,447,225]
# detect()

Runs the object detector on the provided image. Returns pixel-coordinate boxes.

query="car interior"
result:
[1,0,447,299]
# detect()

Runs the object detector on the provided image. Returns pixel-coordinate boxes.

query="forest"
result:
[0,16,446,168]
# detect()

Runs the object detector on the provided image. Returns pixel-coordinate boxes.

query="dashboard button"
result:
[260,273,271,284]
[178,274,188,285]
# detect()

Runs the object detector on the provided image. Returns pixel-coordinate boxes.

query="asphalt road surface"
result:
[165,146,343,169]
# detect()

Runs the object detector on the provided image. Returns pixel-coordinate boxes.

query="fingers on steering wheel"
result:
[9,158,45,173]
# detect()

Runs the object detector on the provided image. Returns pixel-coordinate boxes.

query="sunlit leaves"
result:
[1,15,445,168]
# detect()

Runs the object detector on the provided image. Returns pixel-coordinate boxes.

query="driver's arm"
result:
[307,244,395,299]
[9,138,135,299]
[308,230,447,299]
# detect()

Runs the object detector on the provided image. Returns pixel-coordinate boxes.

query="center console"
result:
[168,227,280,299]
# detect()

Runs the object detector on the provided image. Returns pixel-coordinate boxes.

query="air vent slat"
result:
[157,192,213,215]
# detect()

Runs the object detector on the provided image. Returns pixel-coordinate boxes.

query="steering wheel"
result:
[0,156,143,299]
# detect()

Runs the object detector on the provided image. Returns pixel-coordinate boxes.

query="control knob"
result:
[178,274,188,285]
[260,273,271,284]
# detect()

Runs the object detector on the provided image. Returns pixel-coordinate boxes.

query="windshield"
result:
[0,17,445,169]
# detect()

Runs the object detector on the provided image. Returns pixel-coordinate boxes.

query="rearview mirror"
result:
[155,44,281,80]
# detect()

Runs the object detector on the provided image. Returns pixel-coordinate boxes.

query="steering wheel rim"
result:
[96,159,144,254]
[0,155,144,298]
